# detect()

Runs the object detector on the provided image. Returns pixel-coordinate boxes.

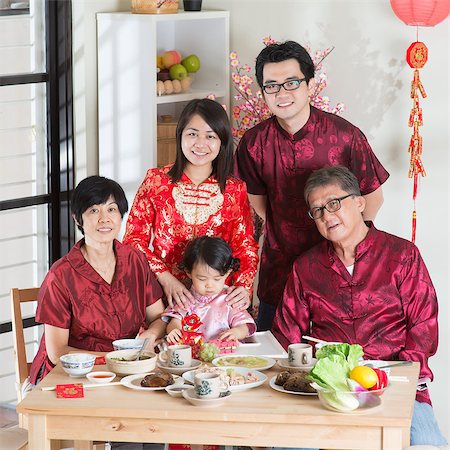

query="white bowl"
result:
[60,353,96,378]
[313,383,387,413]
[86,371,116,384]
[106,349,157,376]
[112,339,145,351]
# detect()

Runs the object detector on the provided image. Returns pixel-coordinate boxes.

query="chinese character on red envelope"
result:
[56,383,84,398]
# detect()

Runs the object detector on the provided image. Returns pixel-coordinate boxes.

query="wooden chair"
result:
[10,287,105,450]
[10,288,40,405]
[0,425,27,450]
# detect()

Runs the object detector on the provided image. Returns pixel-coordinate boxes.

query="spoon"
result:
[133,338,149,361]
[365,360,413,369]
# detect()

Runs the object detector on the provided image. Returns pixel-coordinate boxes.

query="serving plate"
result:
[269,376,317,396]
[156,358,202,375]
[212,355,275,371]
[120,373,184,391]
[277,357,317,371]
[182,386,232,407]
[183,366,267,392]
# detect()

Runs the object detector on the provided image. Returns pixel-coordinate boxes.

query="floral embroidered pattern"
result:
[172,183,224,225]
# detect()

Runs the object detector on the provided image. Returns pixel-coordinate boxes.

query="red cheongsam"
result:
[123,167,259,293]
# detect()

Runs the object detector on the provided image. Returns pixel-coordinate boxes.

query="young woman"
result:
[29,176,166,383]
[163,236,256,343]
[123,98,258,310]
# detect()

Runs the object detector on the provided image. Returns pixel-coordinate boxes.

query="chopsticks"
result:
[302,335,329,344]
[41,381,122,391]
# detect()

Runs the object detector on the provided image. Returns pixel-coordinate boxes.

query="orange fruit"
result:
[349,366,378,389]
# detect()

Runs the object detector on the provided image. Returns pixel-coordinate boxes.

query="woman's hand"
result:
[225,285,251,310]
[157,271,194,308]
[166,328,183,345]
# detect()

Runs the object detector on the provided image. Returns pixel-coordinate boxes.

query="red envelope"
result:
[56,383,84,398]
[95,356,106,365]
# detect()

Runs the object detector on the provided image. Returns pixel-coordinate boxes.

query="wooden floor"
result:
[0,405,18,428]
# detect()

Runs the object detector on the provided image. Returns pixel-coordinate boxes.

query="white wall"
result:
[73,0,449,438]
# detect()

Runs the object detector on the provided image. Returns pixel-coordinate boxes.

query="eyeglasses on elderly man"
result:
[307,193,357,220]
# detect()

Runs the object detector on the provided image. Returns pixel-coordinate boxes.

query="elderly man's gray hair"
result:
[304,166,362,204]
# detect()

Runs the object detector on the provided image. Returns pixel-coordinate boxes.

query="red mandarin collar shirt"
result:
[234,107,389,306]
[29,239,162,384]
[273,223,438,404]
[123,167,259,292]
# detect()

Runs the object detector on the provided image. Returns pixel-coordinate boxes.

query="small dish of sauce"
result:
[86,371,116,384]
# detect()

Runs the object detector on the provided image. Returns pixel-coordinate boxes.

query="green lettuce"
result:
[315,343,363,370]
[307,343,365,412]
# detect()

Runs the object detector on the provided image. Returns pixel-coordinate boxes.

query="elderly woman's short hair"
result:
[304,166,362,204]
[71,175,128,234]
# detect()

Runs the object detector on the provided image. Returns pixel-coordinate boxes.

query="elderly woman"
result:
[273,166,446,447]
[29,176,166,384]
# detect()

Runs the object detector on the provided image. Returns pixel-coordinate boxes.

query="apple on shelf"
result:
[156,49,199,96]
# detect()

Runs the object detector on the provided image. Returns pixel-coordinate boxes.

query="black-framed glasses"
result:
[308,193,356,220]
[262,78,306,94]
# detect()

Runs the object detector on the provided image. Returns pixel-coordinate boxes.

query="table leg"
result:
[382,427,403,450]
[27,414,53,450]
[74,440,94,450]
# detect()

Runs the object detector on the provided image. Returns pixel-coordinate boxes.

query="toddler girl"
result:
[163,236,256,344]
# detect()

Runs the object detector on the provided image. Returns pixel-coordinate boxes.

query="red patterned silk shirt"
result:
[234,107,389,306]
[273,223,438,404]
[123,167,259,293]
[29,239,163,383]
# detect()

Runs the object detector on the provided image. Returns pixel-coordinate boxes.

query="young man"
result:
[234,41,389,330]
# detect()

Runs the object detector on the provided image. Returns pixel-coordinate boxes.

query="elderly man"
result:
[273,166,446,447]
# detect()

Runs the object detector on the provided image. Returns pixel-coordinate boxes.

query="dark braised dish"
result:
[275,371,316,393]
[140,371,174,388]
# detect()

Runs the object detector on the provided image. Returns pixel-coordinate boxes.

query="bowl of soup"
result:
[106,349,157,375]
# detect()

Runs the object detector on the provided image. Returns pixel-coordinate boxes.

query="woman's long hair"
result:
[168,98,233,192]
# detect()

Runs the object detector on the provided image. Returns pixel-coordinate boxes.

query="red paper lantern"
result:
[390,0,450,26]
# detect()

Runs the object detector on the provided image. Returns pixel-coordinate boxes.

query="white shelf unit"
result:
[97,10,230,212]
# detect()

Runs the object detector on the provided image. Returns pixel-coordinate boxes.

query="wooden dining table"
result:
[17,359,419,450]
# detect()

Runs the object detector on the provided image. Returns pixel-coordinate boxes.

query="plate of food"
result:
[183,366,267,392]
[212,355,276,371]
[269,372,317,396]
[120,371,184,391]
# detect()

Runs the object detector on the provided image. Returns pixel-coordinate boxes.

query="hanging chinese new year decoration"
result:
[406,41,427,243]
[389,0,450,243]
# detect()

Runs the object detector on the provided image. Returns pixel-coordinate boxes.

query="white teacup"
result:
[194,372,228,399]
[159,344,192,368]
[288,343,313,366]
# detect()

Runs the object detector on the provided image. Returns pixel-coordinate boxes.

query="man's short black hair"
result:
[255,40,315,88]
